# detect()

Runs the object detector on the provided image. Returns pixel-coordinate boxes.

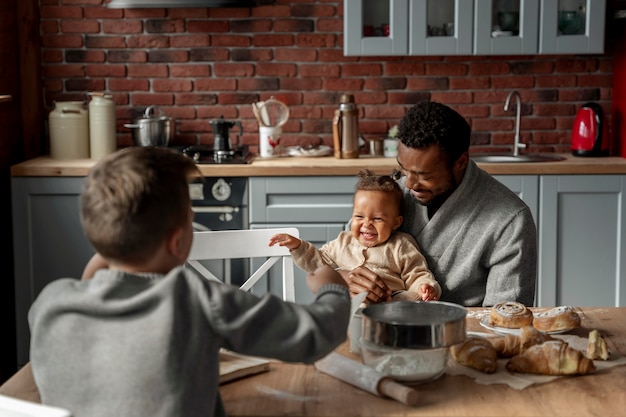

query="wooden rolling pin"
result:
[314,352,419,406]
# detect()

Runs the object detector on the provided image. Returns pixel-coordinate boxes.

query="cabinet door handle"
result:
[0,95,12,103]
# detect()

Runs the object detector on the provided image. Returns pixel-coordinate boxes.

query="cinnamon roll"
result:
[490,301,533,329]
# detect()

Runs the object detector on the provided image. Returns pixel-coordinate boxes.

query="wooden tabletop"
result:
[220,307,626,417]
[10,154,626,177]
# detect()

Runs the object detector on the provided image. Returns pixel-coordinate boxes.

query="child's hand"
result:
[306,265,348,294]
[268,233,301,250]
[419,284,439,301]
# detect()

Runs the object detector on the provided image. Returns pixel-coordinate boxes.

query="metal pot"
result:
[124,106,173,146]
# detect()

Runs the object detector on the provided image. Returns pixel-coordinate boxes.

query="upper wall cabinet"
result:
[539,0,606,54]
[344,0,605,56]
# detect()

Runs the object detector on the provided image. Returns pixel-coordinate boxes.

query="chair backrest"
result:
[186,228,299,302]
[0,394,72,417]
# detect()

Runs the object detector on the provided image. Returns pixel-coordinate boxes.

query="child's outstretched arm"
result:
[307,265,349,294]
[268,233,302,250]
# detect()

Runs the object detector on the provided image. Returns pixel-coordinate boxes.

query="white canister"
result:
[88,93,117,159]
[48,101,90,160]
[384,137,399,158]
[259,125,282,157]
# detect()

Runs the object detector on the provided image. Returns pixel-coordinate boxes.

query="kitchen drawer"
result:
[249,177,358,224]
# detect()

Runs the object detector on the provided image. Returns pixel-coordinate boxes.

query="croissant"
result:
[451,336,498,374]
[488,325,554,357]
[506,340,596,375]
[587,329,610,360]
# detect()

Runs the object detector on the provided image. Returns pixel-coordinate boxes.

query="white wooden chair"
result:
[0,394,72,417]
[186,228,299,302]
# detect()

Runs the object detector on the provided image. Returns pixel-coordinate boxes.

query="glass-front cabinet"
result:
[539,0,606,54]
[343,0,605,56]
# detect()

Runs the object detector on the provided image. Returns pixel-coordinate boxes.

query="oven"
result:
[189,176,249,286]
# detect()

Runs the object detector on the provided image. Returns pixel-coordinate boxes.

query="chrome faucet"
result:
[504,90,527,156]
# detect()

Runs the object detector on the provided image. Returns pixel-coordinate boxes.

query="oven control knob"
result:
[211,178,231,201]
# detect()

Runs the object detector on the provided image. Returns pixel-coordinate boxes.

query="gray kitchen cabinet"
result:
[538,175,626,307]
[344,0,604,56]
[249,176,358,303]
[11,177,94,367]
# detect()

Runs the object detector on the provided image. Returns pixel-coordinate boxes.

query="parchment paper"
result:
[446,332,626,390]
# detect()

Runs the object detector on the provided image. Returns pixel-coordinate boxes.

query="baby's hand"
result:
[268,233,301,250]
[419,284,439,301]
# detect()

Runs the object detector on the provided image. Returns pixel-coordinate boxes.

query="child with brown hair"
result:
[27,147,350,417]
[270,169,441,303]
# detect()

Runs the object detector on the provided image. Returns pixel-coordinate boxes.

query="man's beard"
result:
[415,175,458,208]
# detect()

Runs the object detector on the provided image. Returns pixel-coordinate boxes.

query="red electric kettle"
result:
[571,102,610,157]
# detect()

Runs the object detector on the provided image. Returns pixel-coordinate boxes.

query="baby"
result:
[270,169,441,302]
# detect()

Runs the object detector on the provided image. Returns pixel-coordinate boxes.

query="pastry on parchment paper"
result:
[532,306,581,333]
[490,301,533,329]
[451,336,498,374]
[488,325,554,358]
[587,329,610,360]
[506,340,596,376]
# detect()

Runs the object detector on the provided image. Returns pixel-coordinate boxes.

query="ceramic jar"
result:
[48,101,90,160]
[88,93,117,159]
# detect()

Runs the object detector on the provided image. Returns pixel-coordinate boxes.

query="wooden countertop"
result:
[10,153,626,177]
[220,307,626,417]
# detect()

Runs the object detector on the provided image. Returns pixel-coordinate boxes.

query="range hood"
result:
[108,0,272,8]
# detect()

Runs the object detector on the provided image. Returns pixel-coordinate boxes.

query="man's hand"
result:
[339,266,392,303]
[307,265,348,294]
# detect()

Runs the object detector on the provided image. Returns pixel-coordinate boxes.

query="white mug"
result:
[259,126,282,157]
[383,138,399,158]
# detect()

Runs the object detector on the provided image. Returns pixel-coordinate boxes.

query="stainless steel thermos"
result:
[332,94,359,159]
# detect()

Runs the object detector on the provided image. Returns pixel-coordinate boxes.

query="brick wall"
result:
[40,0,615,154]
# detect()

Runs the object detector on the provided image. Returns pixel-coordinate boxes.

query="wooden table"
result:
[220,307,626,417]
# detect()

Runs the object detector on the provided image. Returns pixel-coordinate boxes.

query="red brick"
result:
[555,58,599,73]
[449,76,490,90]
[364,106,407,120]
[187,20,230,33]
[491,75,534,89]
[274,48,317,62]
[425,63,468,76]
[533,103,576,116]
[317,18,343,33]
[148,50,189,63]
[42,34,83,48]
[146,19,186,33]
[578,74,613,87]
[274,19,314,33]
[213,63,255,77]
[468,62,510,76]
[66,78,105,91]
[238,78,280,90]
[280,78,323,90]
[62,0,101,5]
[291,3,336,17]
[535,74,577,87]
[559,88,601,102]
[253,34,294,47]
[190,48,230,62]
[131,93,174,106]
[323,78,364,91]
[61,20,100,33]
[318,49,350,62]
[40,6,83,19]
[256,63,297,77]
[299,64,340,77]
[42,50,63,63]
[430,91,473,104]
[251,4,291,17]
[207,8,253,18]
[168,8,210,18]
[385,62,425,76]
[43,64,86,78]
[126,35,169,49]
[170,65,211,78]
[65,50,106,63]
[109,79,150,91]
[85,36,127,49]
[153,79,193,92]
[102,20,143,34]
[211,35,251,47]
[342,63,382,76]
[86,64,127,78]
[196,105,238,119]
[194,79,237,91]
[84,7,123,19]
[108,50,147,63]
[231,48,272,61]
[175,93,219,106]
[170,34,211,48]
[405,77,447,90]
[295,33,336,48]
[127,64,169,78]
[123,9,166,18]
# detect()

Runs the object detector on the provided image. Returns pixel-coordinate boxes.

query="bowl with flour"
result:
[359,301,467,383]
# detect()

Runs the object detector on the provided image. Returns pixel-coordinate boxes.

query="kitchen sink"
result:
[471,154,566,163]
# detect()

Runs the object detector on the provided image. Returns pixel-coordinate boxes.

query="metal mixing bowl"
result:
[359,301,467,383]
